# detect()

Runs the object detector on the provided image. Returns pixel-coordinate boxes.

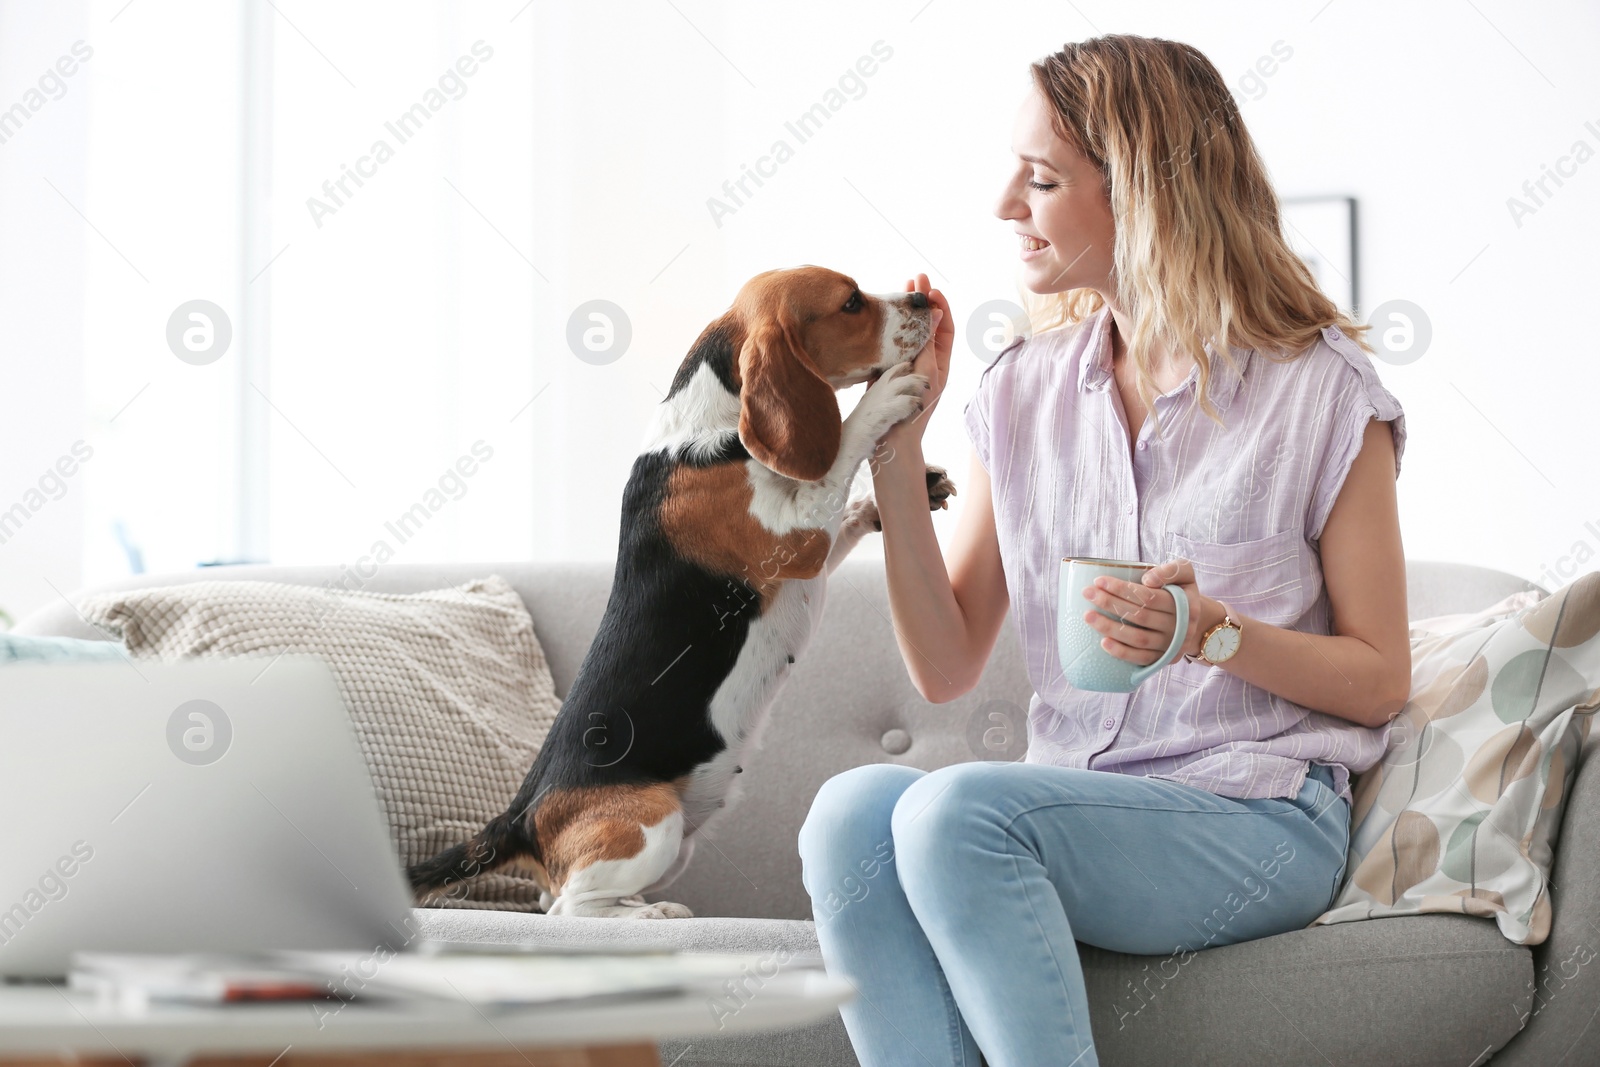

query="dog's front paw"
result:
[925,465,957,512]
[851,362,929,439]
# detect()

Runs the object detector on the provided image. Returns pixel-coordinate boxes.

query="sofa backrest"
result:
[14,557,1556,920]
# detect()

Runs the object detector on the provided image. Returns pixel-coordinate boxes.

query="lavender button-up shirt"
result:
[962,305,1406,804]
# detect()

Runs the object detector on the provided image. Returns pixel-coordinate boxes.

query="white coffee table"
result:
[0,968,853,1066]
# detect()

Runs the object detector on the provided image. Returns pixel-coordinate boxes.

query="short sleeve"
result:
[1307,335,1407,543]
[962,382,992,473]
[962,336,1026,474]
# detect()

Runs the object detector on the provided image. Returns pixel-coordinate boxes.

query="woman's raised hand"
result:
[873,273,952,453]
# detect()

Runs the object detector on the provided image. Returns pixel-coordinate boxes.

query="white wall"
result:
[527,0,1600,593]
[1194,0,1600,591]
[2,0,1596,622]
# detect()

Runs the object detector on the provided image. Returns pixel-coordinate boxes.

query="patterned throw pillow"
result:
[1311,572,1600,944]
[77,575,561,910]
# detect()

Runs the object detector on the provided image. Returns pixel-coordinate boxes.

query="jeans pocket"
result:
[1322,791,1353,910]
[1291,763,1336,817]
[1295,764,1350,911]
[1326,836,1351,911]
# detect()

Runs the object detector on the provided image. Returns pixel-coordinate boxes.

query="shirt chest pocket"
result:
[1167,526,1310,630]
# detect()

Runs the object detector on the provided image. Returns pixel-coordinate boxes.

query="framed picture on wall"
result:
[1281,195,1359,315]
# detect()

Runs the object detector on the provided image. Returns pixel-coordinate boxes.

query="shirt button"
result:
[1328,325,1343,340]
[1125,503,1134,514]
[1103,718,1115,730]
[1137,440,1146,451]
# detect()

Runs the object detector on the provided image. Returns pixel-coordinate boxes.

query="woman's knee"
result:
[798,763,925,877]
[889,761,1013,870]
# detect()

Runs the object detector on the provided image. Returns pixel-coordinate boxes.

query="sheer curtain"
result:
[78,1,547,585]
[72,0,980,596]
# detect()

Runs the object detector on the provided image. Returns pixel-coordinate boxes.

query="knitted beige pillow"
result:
[78,575,559,910]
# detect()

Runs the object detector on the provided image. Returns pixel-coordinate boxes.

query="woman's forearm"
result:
[871,440,978,702]
[1201,600,1409,728]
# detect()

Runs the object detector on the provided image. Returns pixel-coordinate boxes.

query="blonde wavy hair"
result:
[1018,34,1369,436]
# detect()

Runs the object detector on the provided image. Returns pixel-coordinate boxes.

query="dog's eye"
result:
[841,291,862,313]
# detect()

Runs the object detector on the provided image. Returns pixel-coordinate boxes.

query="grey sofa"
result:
[16,557,1598,1066]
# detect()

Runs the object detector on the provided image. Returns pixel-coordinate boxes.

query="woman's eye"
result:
[1028,179,1058,192]
[841,292,862,312]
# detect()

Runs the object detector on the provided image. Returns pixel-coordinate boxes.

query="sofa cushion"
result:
[76,575,561,908]
[1407,590,1545,637]
[409,908,1530,1067]
[1313,573,1600,945]
[1489,718,1600,1065]
[10,558,1545,924]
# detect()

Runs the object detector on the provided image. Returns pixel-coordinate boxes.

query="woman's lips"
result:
[1019,234,1050,260]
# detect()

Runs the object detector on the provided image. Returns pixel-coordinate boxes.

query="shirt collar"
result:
[1076,305,1252,413]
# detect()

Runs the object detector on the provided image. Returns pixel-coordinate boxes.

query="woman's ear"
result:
[737,316,841,482]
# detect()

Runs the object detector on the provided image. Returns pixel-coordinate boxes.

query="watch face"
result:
[1204,625,1242,662]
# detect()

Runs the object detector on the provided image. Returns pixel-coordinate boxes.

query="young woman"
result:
[798,34,1410,1066]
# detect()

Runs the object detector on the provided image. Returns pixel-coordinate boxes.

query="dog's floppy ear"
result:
[737,315,841,482]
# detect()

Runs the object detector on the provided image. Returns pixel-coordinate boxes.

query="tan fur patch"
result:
[658,462,831,606]
[533,781,686,892]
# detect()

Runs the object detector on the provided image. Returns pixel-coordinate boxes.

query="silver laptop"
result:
[0,655,421,980]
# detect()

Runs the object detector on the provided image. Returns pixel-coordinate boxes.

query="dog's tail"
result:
[406,811,537,897]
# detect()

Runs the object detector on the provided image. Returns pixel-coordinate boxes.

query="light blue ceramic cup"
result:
[1058,556,1190,693]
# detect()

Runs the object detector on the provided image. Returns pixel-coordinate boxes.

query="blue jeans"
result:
[796,759,1350,1067]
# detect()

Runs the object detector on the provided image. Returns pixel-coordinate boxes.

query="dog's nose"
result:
[909,291,928,309]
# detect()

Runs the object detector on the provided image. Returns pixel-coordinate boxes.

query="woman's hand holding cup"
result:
[1080,559,1222,666]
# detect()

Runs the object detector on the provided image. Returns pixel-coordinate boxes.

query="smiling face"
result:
[994,85,1117,296]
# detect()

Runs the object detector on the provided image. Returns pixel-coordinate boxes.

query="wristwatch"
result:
[1185,602,1243,665]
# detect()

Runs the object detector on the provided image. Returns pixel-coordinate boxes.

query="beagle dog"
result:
[407,266,955,918]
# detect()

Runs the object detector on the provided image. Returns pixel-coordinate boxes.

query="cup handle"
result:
[1127,583,1190,688]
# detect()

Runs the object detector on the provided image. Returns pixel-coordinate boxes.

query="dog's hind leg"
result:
[641,834,696,895]
[546,809,693,919]
[538,783,696,919]
[825,496,882,575]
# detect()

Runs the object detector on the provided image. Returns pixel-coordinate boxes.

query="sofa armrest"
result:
[1491,733,1600,1064]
